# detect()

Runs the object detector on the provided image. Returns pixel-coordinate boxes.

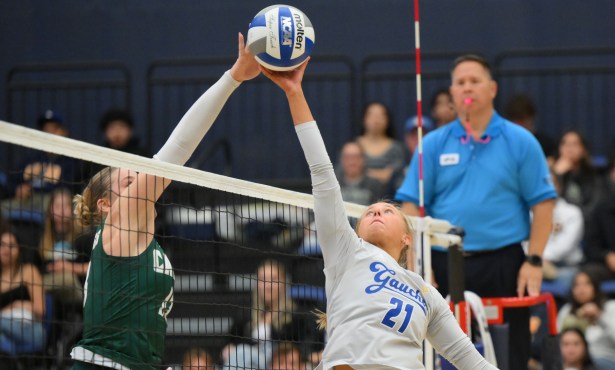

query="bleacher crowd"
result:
[1,83,615,370]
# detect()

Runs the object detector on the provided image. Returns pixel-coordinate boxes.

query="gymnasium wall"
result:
[1,0,614,181]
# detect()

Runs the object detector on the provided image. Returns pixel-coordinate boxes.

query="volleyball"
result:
[247,4,315,71]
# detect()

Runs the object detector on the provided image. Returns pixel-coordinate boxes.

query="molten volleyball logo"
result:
[247,4,315,71]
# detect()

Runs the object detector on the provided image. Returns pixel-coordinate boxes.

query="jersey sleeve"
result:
[154,70,241,165]
[295,121,361,267]
[425,290,498,370]
[517,133,557,206]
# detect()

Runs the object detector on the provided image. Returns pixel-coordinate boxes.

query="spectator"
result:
[36,110,68,137]
[540,169,584,293]
[559,327,598,370]
[221,259,322,370]
[268,342,307,370]
[388,115,435,195]
[583,151,615,282]
[0,227,46,355]
[395,54,556,370]
[83,109,151,178]
[557,269,615,369]
[529,169,584,366]
[504,93,557,163]
[553,130,604,219]
[336,142,385,205]
[182,347,216,370]
[402,115,434,159]
[429,88,456,128]
[355,102,406,192]
[99,109,149,157]
[39,188,88,306]
[1,110,81,215]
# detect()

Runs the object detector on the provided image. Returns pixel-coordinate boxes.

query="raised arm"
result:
[105,33,260,257]
[259,60,313,126]
[261,62,360,265]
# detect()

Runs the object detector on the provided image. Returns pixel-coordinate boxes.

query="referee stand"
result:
[415,217,561,370]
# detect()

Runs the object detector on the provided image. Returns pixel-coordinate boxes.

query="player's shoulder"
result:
[403,271,446,313]
[403,269,439,296]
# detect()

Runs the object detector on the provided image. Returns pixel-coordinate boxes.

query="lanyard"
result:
[460,98,491,144]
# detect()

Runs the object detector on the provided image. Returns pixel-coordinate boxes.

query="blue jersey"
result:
[395,112,556,252]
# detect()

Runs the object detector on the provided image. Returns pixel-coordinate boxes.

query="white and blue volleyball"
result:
[247,5,315,71]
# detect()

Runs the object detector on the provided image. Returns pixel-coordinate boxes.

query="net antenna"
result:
[411,0,432,283]
[412,0,433,297]
[412,1,434,369]
[414,0,425,220]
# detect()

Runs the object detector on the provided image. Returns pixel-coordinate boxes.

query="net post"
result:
[447,227,469,334]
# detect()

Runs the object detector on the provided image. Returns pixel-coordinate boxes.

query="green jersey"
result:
[72,226,174,369]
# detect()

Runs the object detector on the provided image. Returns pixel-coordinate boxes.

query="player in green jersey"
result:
[69,33,260,370]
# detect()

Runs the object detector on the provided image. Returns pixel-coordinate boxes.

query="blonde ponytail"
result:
[74,167,116,227]
[313,308,327,331]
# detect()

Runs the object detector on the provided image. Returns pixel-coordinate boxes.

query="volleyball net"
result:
[0,120,462,369]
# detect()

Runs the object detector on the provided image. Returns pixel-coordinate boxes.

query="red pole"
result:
[414,0,425,217]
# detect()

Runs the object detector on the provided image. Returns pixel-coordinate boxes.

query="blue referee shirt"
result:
[395,112,556,252]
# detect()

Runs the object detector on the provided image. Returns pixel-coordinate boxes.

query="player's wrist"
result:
[285,87,304,99]
[224,69,243,86]
[525,254,543,267]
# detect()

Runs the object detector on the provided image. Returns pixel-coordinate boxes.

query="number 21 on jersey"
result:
[380,297,414,333]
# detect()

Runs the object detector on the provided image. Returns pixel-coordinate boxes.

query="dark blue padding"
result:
[43,293,54,339]
[601,279,615,295]
[6,209,44,225]
[166,222,216,241]
[540,280,569,299]
[297,242,322,256]
[290,284,326,303]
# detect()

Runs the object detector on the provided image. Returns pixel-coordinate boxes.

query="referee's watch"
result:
[526,255,543,267]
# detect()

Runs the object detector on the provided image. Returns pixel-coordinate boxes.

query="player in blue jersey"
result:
[260,60,498,370]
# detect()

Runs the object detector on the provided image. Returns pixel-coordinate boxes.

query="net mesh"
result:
[0,120,461,370]
[0,120,348,369]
